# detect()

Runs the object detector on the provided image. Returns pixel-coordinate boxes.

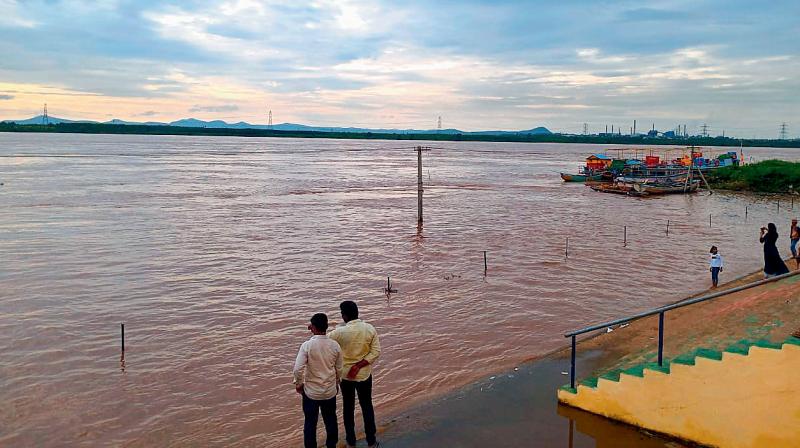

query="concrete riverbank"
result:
[374,266,800,447]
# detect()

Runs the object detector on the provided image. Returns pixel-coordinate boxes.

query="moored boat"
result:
[561,146,741,184]
[632,180,701,195]
[589,182,634,195]
[560,172,604,182]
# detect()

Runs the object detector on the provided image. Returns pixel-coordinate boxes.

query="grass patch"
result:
[708,160,800,193]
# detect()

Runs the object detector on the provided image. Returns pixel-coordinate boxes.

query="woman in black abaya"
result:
[760,223,790,277]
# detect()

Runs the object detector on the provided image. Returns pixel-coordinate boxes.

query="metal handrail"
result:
[563,269,800,390]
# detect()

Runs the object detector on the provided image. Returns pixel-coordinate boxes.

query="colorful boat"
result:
[561,154,613,182]
[561,146,741,184]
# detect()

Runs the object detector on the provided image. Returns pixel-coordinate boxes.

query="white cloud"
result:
[0,0,38,28]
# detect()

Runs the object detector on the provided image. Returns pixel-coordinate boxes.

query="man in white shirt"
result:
[329,301,381,448]
[293,313,343,448]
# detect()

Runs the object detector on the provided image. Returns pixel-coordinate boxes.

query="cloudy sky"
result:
[1,0,798,137]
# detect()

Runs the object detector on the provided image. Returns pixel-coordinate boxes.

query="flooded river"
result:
[1,133,798,446]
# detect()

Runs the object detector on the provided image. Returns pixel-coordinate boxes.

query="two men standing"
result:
[293,301,381,448]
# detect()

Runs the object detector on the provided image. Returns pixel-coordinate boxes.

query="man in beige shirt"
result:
[293,313,343,448]
[329,301,381,448]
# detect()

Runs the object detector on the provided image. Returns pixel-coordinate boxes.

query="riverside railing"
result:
[563,269,800,390]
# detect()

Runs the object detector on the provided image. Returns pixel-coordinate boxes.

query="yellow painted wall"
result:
[558,342,800,447]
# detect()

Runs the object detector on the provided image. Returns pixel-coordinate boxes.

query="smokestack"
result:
[633,120,636,135]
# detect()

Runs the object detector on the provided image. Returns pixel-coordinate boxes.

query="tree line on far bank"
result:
[1,121,800,149]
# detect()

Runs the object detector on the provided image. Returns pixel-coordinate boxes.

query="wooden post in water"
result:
[745,205,748,221]
[624,226,627,247]
[121,323,125,353]
[385,276,397,294]
[683,164,692,192]
[709,213,712,227]
[565,237,569,258]
[695,166,713,194]
[777,200,780,213]
[483,251,488,272]
[666,220,670,236]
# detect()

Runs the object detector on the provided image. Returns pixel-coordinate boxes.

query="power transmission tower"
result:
[582,123,588,135]
[437,116,442,132]
[780,122,788,140]
[701,123,709,137]
[43,103,49,125]
[268,110,273,129]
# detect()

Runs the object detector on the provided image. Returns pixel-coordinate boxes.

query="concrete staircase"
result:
[558,337,800,447]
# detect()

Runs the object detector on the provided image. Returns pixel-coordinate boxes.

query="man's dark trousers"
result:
[341,375,376,446]
[302,393,337,448]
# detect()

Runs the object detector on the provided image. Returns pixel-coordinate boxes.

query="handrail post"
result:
[658,311,665,366]
[570,335,576,389]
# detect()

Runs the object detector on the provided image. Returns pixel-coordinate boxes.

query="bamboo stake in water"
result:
[623,226,627,247]
[709,213,712,227]
[666,220,670,236]
[121,323,125,353]
[565,237,569,258]
[483,251,487,272]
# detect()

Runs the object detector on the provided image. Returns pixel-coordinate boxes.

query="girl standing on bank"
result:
[709,246,723,288]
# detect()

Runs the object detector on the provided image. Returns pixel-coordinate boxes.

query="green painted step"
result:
[560,337,799,395]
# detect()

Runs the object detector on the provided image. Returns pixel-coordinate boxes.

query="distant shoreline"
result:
[2,122,799,148]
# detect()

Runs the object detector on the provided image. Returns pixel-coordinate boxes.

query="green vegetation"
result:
[2,121,800,148]
[708,160,800,192]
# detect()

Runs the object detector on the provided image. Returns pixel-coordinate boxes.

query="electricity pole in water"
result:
[416,146,431,226]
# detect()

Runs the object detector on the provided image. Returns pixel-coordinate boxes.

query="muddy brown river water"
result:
[1,133,798,446]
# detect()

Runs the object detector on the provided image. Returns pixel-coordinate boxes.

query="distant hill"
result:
[3,115,551,136]
[6,115,97,125]
[470,127,552,136]
[106,118,167,126]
